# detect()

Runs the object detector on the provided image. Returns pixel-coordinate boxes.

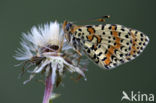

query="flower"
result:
[14,21,87,103]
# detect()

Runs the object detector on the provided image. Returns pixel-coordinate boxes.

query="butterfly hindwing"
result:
[71,24,149,69]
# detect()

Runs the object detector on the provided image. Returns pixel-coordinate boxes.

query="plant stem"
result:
[42,74,53,103]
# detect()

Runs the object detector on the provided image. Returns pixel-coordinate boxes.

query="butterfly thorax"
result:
[63,21,83,51]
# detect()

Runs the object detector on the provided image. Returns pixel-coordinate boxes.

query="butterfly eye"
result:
[66,23,72,31]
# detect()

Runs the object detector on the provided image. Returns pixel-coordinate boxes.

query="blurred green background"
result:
[0,0,155,103]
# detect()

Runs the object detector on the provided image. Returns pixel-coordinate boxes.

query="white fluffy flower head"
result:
[16,22,64,60]
[15,21,86,85]
[14,21,88,103]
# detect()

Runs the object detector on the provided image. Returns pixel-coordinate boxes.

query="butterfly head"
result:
[63,21,74,42]
[63,21,73,31]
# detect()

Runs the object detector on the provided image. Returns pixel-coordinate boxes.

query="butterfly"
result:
[62,16,149,69]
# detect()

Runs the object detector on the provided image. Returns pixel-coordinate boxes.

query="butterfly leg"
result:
[58,37,64,52]
[70,50,84,81]
[75,49,82,66]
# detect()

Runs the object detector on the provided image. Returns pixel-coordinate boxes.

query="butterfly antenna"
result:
[97,15,111,22]
[72,15,111,24]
